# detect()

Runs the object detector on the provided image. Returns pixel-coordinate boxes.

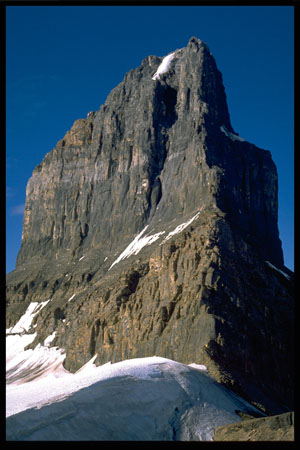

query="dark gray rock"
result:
[6,37,293,416]
[14,36,283,269]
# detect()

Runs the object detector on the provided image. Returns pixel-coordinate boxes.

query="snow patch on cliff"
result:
[220,125,245,142]
[6,299,51,334]
[162,211,201,243]
[109,211,203,270]
[44,331,57,347]
[265,261,291,280]
[109,226,165,270]
[152,52,176,80]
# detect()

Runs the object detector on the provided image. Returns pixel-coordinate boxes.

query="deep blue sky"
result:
[6,5,294,272]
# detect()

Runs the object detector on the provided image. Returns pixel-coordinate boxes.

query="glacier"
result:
[6,315,263,441]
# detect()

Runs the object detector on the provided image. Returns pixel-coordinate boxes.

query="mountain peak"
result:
[188,35,208,48]
[7,37,293,416]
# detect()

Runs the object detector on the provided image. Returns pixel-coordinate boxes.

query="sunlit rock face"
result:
[6,37,293,415]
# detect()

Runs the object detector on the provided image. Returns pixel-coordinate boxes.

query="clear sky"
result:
[6,5,294,272]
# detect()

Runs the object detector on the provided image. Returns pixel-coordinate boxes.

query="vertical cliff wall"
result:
[6,37,293,415]
[16,37,283,268]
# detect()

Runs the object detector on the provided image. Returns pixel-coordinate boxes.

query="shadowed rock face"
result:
[6,37,293,415]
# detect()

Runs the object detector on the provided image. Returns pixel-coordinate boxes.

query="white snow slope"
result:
[152,52,176,80]
[109,225,165,270]
[6,330,262,441]
[109,211,202,271]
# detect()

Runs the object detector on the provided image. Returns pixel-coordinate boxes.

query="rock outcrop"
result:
[6,37,294,416]
[213,411,294,441]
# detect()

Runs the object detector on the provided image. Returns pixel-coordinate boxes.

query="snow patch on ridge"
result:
[109,226,165,270]
[162,211,201,243]
[152,52,176,80]
[220,125,245,142]
[265,261,291,280]
[109,211,202,270]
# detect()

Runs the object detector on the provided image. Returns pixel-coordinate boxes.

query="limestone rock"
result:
[6,37,294,416]
[213,411,294,441]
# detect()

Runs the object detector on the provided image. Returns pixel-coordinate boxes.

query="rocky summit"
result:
[6,37,294,416]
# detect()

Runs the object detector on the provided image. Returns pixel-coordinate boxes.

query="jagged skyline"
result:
[6,5,294,272]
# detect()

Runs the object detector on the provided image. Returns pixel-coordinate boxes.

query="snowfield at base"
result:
[6,284,262,441]
[6,331,263,441]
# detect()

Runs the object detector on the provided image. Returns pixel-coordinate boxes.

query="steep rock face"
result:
[16,36,282,268]
[6,37,293,415]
